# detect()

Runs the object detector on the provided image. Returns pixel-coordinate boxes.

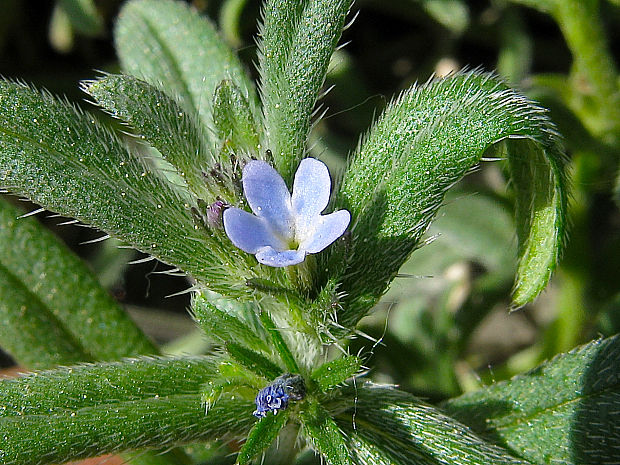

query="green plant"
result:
[0,1,617,464]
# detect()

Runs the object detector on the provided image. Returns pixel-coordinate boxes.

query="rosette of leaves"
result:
[0,0,609,465]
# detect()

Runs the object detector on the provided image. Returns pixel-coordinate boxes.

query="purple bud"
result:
[206,200,226,228]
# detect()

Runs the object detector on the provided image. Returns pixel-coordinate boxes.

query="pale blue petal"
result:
[291,158,331,233]
[243,160,294,239]
[299,210,350,254]
[255,247,306,267]
[223,207,287,254]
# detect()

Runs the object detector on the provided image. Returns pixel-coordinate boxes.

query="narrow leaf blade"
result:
[258,0,353,180]
[259,310,301,374]
[237,410,290,464]
[311,356,362,392]
[226,342,282,380]
[192,291,271,353]
[85,74,213,199]
[301,401,351,465]
[213,79,261,154]
[508,138,568,307]
[115,0,258,146]
[0,80,251,295]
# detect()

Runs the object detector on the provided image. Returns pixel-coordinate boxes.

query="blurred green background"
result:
[1,0,619,403]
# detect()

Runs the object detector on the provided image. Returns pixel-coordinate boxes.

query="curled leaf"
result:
[334,70,568,326]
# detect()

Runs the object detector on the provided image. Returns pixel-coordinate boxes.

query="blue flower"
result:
[253,374,306,418]
[223,158,350,267]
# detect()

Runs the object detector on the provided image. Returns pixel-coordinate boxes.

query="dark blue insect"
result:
[253,373,306,418]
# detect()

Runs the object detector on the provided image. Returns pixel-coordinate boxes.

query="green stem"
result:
[512,0,620,140]
[285,255,317,296]
[554,0,620,139]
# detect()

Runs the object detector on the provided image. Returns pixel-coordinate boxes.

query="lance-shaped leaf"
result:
[0,199,190,465]
[115,0,259,148]
[334,385,529,465]
[443,334,620,465]
[259,310,301,374]
[192,291,271,354]
[311,355,362,392]
[237,409,291,464]
[85,74,214,199]
[0,80,252,296]
[301,400,351,465]
[226,342,282,380]
[333,70,568,327]
[258,0,353,181]
[0,197,156,364]
[0,356,256,465]
[213,79,261,154]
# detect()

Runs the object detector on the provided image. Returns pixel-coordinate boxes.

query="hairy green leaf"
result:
[0,197,156,364]
[334,385,529,465]
[311,356,362,392]
[115,0,258,148]
[192,291,271,353]
[259,310,301,374]
[202,376,257,413]
[334,70,568,326]
[0,356,215,415]
[0,198,187,465]
[0,356,255,465]
[258,0,353,181]
[506,138,566,307]
[443,334,620,465]
[0,80,253,296]
[213,79,261,154]
[85,74,214,199]
[226,342,283,380]
[237,410,290,464]
[301,401,351,465]
[197,289,270,337]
